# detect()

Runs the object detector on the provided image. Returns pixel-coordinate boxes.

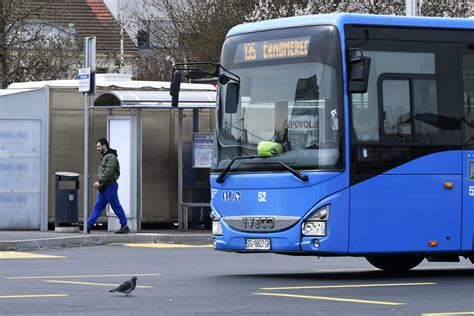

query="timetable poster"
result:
[193,133,214,168]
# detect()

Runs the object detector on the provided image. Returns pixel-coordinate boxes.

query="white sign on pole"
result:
[77,68,91,93]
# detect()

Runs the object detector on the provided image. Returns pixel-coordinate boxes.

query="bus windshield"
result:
[214,25,343,172]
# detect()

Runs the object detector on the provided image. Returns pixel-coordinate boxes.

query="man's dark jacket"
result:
[98,148,120,186]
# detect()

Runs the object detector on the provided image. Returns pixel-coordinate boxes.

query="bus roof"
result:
[227,13,474,38]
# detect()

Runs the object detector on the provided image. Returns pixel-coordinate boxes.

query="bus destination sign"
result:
[235,37,311,63]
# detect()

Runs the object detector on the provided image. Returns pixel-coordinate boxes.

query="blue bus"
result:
[171,13,474,272]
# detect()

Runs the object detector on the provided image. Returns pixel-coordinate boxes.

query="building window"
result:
[137,29,150,49]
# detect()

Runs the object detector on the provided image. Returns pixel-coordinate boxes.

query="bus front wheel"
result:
[365,255,424,272]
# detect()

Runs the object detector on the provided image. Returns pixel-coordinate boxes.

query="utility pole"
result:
[119,0,124,71]
[0,3,7,89]
[406,0,419,16]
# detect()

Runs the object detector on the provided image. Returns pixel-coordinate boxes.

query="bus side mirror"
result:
[170,71,182,107]
[186,69,208,80]
[225,82,239,114]
[348,49,371,94]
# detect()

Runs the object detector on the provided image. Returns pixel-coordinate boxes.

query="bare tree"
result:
[128,0,257,81]
[247,0,471,22]
[247,0,405,21]
[135,51,174,81]
[0,0,80,88]
[421,0,472,17]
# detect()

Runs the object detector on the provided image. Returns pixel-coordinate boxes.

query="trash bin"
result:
[55,172,80,229]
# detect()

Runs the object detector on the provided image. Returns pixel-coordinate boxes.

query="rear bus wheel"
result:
[365,255,424,272]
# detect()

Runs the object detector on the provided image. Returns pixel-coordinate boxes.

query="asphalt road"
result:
[1,244,473,315]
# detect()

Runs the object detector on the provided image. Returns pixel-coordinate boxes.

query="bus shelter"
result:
[93,90,216,231]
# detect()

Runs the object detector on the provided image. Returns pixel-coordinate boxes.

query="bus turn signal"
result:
[444,182,454,189]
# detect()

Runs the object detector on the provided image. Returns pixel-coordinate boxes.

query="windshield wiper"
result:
[217,157,309,184]
[245,160,309,182]
[216,155,259,183]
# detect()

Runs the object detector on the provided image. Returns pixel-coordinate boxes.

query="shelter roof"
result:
[7,74,216,92]
[94,90,216,109]
[0,89,39,96]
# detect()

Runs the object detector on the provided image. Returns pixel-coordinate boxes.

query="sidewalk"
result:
[0,229,213,252]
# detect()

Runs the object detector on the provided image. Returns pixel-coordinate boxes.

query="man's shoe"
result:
[115,225,130,234]
[87,226,91,234]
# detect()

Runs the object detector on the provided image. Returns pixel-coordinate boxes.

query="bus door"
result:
[349,149,462,254]
[462,153,474,251]
[461,47,474,251]
[346,38,463,254]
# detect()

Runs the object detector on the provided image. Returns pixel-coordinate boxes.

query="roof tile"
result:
[39,0,137,55]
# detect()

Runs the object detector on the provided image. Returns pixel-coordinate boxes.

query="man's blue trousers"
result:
[87,182,127,227]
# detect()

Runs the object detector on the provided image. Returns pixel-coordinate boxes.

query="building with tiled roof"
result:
[39,0,137,67]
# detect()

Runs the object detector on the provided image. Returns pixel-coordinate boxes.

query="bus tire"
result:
[365,255,424,272]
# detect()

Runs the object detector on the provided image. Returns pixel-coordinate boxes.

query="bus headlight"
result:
[212,221,222,235]
[302,221,326,236]
[302,205,329,236]
[308,205,329,220]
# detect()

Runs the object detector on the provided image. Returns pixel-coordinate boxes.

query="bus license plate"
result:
[245,239,271,250]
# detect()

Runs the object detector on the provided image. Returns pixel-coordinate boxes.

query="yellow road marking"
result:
[0,294,68,299]
[0,252,65,259]
[120,243,212,249]
[43,280,154,288]
[254,292,404,306]
[5,273,160,280]
[423,313,474,316]
[261,282,436,291]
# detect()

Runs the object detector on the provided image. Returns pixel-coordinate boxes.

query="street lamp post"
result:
[406,0,420,16]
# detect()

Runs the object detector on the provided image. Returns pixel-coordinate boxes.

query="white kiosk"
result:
[0,88,49,230]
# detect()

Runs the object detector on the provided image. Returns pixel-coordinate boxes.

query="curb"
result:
[0,234,213,252]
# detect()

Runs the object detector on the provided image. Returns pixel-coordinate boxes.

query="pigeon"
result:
[109,276,138,296]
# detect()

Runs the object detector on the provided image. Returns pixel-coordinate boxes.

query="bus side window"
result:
[379,75,446,143]
[381,79,411,138]
[463,48,474,147]
[351,45,462,146]
[413,79,440,138]
[351,92,378,142]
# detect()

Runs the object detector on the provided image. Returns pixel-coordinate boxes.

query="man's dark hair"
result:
[97,138,109,148]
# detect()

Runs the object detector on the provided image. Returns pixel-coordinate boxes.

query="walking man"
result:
[87,138,130,234]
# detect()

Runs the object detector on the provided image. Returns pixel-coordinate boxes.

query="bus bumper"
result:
[213,222,302,252]
[212,226,345,254]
